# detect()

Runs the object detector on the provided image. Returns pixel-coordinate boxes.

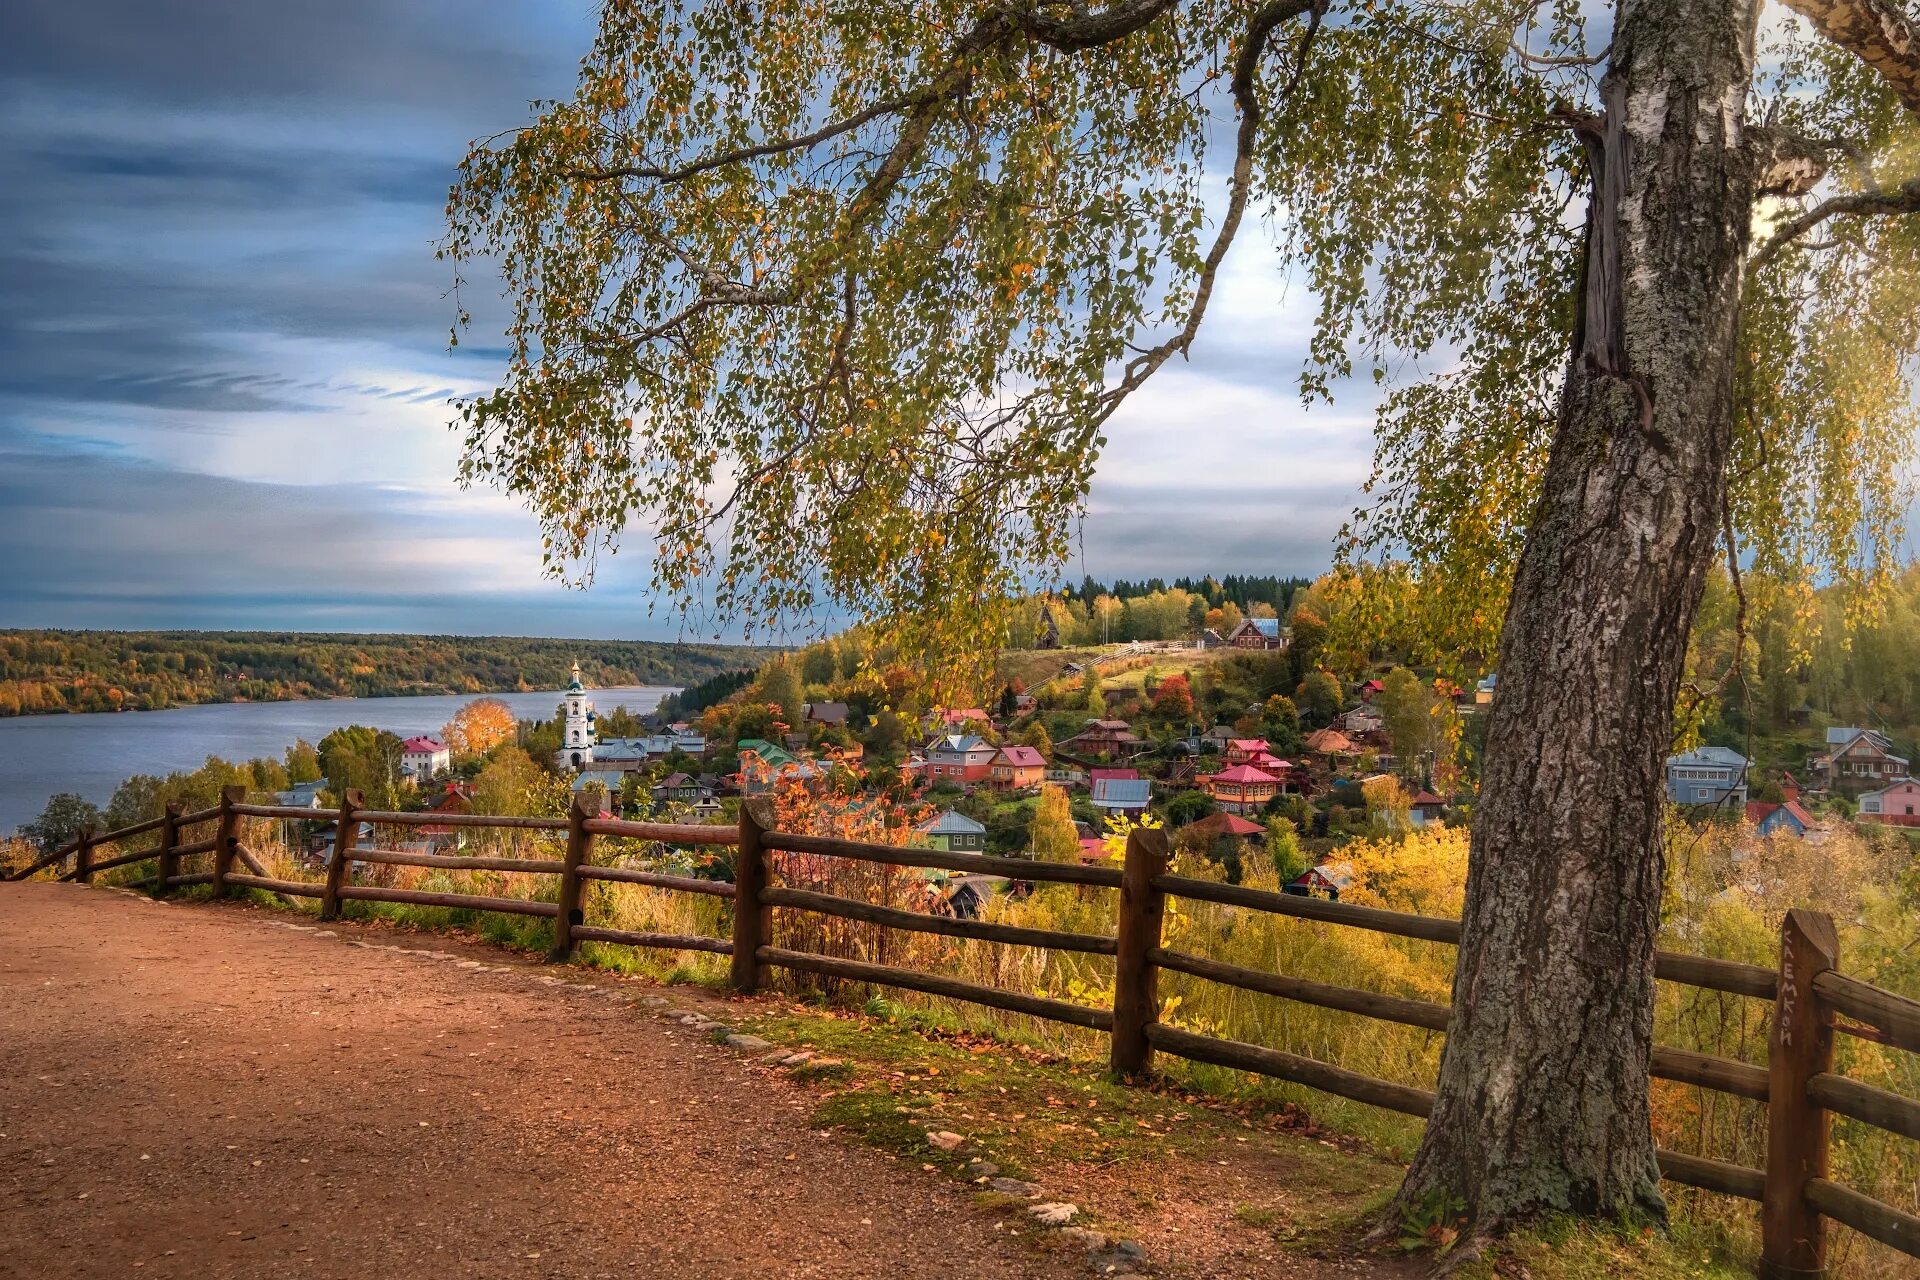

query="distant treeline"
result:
[1058,574,1311,616]
[0,630,764,718]
[654,668,756,722]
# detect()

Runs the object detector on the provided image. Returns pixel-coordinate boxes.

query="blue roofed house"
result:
[1665,746,1750,806]
[913,809,987,853]
[274,779,328,810]
[571,769,626,803]
[1090,775,1153,817]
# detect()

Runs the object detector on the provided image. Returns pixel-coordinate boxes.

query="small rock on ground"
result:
[1028,1203,1078,1227]
[925,1131,965,1152]
[986,1177,1040,1197]
[724,1034,772,1051]
[1087,1240,1148,1274]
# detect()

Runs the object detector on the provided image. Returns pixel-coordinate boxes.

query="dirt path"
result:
[0,883,1090,1280]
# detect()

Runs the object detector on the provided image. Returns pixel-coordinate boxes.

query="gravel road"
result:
[0,882,1085,1279]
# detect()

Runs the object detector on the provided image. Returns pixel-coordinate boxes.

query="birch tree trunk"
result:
[1395,0,1763,1236]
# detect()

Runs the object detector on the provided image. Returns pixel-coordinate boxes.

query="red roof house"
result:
[1203,763,1281,814]
[989,745,1047,790]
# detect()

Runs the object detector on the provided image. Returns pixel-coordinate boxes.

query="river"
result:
[0,686,674,831]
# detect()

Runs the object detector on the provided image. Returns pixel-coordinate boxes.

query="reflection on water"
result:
[0,686,672,831]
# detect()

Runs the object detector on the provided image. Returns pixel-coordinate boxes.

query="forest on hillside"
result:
[0,630,762,717]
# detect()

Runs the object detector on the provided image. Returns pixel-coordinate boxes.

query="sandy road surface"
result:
[0,882,1085,1280]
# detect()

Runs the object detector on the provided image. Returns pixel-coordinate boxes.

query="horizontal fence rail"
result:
[9,787,1919,1276]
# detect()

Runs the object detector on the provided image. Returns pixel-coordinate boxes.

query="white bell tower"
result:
[563,661,596,769]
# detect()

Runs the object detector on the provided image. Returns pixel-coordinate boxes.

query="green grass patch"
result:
[1452,1215,1754,1280]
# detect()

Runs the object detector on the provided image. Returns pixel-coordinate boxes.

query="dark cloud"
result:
[0,0,1364,633]
[0,0,560,116]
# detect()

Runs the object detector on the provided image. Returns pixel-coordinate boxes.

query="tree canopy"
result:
[448,1,1916,697]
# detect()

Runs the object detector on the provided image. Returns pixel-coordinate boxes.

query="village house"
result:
[1090,769,1152,817]
[594,728,711,772]
[803,701,850,728]
[1664,746,1750,806]
[1810,727,1910,793]
[1203,763,1281,814]
[1289,861,1355,900]
[914,809,987,853]
[1358,678,1385,703]
[1059,718,1153,761]
[652,771,705,805]
[1745,798,1816,837]
[923,733,997,786]
[989,744,1046,791]
[1857,777,1920,826]
[1201,724,1241,754]
[269,779,329,849]
[1224,616,1288,650]
[1182,811,1266,854]
[1409,790,1449,828]
[413,781,475,851]
[400,735,450,784]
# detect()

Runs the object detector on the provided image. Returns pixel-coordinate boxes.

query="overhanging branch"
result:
[1105,0,1325,405]
[1751,176,1920,267]
[1779,0,1920,116]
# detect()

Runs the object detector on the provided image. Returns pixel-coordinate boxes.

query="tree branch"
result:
[1007,0,1182,50]
[1751,175,1920,267]
[1778,0,1920,116]
[1105,0,1324,404]
[562,90,944,185]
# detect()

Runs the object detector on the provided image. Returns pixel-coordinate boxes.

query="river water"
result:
[0,686,674,832]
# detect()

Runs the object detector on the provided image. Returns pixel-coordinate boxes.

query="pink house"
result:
[1859,777,1920,826]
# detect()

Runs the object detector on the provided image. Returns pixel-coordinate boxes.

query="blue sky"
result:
[0,0,1377,641]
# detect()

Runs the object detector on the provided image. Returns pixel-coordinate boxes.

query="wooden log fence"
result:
[9,793,1920,1275]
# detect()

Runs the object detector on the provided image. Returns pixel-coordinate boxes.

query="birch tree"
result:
[446,0,1920,1245]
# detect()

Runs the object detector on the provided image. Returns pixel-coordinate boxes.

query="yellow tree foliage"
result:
[1028,784,1080,864]
[443,696,517,758]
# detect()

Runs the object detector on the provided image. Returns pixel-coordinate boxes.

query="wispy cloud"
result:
[0,0,1383,635]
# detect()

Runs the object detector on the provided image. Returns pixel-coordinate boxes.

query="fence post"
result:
[549,791,595,962]
[1761,907,1839,1280]
[319,789,363,922]
[74,824,96,884]
[730,798,774,993]
[153,801,184,897]
[1111,826,1171,1079]
[212,784,246,897]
